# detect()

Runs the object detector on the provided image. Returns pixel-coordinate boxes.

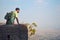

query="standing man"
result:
[5,8,20,25]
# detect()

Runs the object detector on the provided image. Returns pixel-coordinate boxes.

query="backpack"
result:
[4,11,14,20]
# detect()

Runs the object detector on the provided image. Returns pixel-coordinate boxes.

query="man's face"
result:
[17,10,20,13]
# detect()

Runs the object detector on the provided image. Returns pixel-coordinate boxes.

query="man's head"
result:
[15,8,20,13]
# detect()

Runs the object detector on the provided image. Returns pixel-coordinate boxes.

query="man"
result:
[5,8,20,25]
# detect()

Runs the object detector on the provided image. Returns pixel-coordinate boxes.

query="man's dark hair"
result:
[15,8,20,10]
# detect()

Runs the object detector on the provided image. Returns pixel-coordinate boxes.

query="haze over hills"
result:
[29,31,60,40]
[28,26,60,40]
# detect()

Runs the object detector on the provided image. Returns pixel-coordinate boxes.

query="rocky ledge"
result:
[0,24,28,40]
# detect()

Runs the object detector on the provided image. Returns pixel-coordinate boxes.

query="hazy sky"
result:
[0,0,60,32]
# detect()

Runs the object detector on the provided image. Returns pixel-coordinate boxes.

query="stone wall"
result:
[0,24,28,40]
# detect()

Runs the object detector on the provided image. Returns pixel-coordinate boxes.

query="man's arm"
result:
[16,17,19,24]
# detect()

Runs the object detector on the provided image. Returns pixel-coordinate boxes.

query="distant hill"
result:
[0,23,5,25]
[28,32,60,40]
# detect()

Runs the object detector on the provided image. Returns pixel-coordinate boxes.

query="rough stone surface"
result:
[0,24,28,40]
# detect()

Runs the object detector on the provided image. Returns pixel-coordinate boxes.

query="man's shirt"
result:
[13,11,18,18]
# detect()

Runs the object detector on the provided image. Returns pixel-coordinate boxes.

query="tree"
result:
[24,22,37,37]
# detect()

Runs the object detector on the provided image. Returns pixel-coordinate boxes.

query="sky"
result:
[0,0,60,33]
